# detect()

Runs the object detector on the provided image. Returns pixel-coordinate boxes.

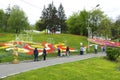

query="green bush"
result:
[106,47,120,61]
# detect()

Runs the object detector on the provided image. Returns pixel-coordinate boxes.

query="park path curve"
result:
[0,53,106,78]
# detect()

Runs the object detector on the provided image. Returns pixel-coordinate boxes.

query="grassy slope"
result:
[0,33,88,63]
[1,57,120,80]
[0,33,16,42]
[31,33,87,50]
[0,33,87,50]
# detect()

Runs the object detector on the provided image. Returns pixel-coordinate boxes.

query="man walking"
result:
[34,48,39,61]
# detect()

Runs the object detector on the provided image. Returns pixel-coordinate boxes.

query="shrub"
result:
[106,47,120,61]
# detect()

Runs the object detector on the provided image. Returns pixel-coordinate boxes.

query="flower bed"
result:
[0,41,76,55]
[88,38,120,47]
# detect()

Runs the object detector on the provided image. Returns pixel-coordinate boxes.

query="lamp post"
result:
[87,4,100,52]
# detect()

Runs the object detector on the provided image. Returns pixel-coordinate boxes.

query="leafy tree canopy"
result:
[8,5,29,33]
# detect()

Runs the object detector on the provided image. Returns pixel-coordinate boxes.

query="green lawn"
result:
[1,57,120,80]
[0,33,87,49]
[0,33,88,50]
[31,33,88,50]
[0,33,89,63]
[0,33,16,42]
[0,33,101,63]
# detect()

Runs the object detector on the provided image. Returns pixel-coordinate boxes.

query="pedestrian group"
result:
[33,44,106,61]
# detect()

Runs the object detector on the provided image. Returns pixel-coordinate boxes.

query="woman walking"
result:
[43,47,47,60]
[66,46,70,56]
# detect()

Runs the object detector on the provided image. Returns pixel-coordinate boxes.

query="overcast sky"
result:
[0,0,120,24]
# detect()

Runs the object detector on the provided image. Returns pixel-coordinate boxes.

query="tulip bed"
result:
[0,41,76,55]
[88,38,120,47]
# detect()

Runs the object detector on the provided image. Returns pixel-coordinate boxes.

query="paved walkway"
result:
[0,53,106,78]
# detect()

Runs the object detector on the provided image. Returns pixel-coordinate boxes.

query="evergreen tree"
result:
[40,5,48,31]
[57,3,67,33]
[39,2,67,33]
[40,2,58,33]
[47,2,58,33]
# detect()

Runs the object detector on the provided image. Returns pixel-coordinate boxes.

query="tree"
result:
[41,2,58,33]
[79,9,88,35]
[57,3,67,33]
[112,15,120,39]
[4,4,11,32]
[90,9,112,38]
[38,2,67,33]
[66,9,112,37]
[40,5,48,30]
[35,20,45,31]
[89,9,104,35]
[67,13,81,35]
[7,5,29,33]
[97,18,112,39]
[0,9,5,31]
[66,9,88,35]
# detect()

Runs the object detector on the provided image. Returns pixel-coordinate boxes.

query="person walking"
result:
[80,46,84,55]
[94,44,98,54]
[33,48,39,61]
[101,45,106,53]
[66,46,70,56]
[43,47,47,60]
[57,46,61,57]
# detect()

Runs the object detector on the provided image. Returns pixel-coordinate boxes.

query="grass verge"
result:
[1,57,120,80]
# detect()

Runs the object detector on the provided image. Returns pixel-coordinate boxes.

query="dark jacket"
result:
[43,48,47,56]
[66,47,70,52]
[34,49,38,56]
